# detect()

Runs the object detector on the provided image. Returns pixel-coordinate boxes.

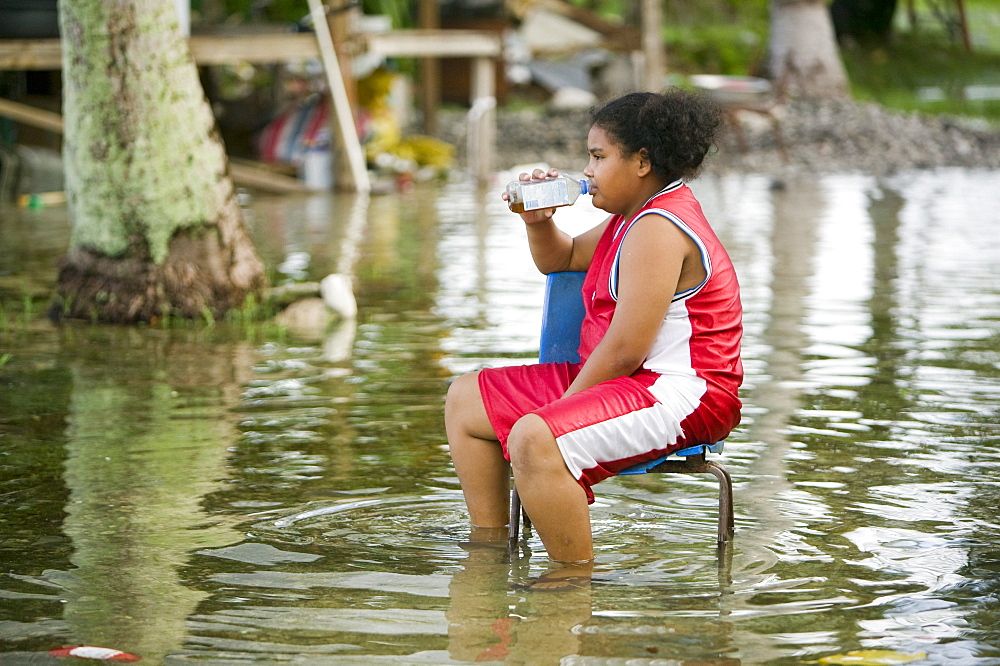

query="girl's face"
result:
[583,125,645,216]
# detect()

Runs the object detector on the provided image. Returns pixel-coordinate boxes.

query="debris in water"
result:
[817,649,927,665]
[48,646,141,661]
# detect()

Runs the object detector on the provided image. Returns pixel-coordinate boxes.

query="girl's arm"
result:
[562,215,699,396]
[524,213,609,273]
[507,168,608,274]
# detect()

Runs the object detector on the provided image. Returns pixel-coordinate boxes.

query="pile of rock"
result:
[722,98,1000,176]
[436,98,1000,178]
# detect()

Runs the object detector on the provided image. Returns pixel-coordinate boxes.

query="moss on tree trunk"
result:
[55,0,266,322]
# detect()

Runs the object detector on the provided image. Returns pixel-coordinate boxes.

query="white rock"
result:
[548,86,597,111]
[321,273,358,319]
[275,297,332,341]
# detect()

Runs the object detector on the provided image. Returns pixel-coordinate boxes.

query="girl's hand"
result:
[502,167,561,224]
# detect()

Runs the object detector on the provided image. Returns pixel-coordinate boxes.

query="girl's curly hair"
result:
[591,89,723,183]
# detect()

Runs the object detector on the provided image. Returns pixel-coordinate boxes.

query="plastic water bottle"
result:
[506,175,592,213]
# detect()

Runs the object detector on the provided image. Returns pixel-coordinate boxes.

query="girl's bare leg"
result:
[507,414,593,563]
[445,371,510,528]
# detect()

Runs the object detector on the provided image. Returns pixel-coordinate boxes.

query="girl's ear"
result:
[636,148,653,177]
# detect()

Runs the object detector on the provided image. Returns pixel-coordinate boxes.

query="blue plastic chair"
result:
[508,271,735,547]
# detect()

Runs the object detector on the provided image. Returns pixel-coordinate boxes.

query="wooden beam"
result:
[360,30,501,58]
[190,33,319,64]
[0,39,62,70]
[306,0,371,193]
[0,97,63,132]
[1,30,502,70]
[0,35,322,70]
[228,162,311,193]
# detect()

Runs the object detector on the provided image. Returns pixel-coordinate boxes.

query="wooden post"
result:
[469,56,495,183]
[419,0,440,136]
[955,0,972,51]
[306,0,371,193]
[641,0,665,91]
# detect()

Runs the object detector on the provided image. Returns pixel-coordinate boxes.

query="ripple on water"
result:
[248,492,473,557]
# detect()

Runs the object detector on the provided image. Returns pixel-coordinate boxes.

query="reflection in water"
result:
[721,177,827,663]
[861,184,908,415]
[1,169,999,663]
[448,547,592,663]
[60,329,247,661]
[741,177,822,541]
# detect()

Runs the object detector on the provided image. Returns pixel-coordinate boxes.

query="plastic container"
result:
[505,175,592,213]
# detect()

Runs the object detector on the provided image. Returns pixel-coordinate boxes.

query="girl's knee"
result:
[507,414,558,471]
[445,371,479,417]
[445,371,496,443]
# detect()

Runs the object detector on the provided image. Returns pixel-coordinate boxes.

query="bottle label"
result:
[522,179,570,211]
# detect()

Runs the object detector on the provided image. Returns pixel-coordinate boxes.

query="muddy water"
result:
[1,168,998,664]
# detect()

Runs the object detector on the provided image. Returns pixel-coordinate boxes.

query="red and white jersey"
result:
[478,180,743,500]
[578,180,743,430]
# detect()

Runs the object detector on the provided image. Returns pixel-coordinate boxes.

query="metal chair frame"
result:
[507,271,735,549]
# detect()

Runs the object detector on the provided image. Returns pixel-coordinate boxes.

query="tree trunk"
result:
[769,0,851,100]
[55,0,266,323]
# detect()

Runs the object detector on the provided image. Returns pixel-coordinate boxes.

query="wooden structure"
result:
[641,0,665,92]
[0,20,501,190]
[906,0,972,50]
[0,96,316,193]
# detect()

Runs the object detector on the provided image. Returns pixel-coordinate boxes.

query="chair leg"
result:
[508,486,521,548]
[705,462,735,545]
[512,464,732,549]
[508,484,532,553]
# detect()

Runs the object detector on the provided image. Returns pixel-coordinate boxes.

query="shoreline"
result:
[437,98,1000,179]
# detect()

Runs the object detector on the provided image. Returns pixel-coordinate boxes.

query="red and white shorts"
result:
[478,362,736,503]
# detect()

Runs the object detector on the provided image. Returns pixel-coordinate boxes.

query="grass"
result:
[654,0,1000,126]
[842,28,1000,125]
[0,291,41,335]
[0,287,289,347]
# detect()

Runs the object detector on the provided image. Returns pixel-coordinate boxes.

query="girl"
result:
[445,89,743,571]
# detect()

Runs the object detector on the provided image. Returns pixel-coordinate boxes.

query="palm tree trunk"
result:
[769,0,851,99]
[55,0,265,323]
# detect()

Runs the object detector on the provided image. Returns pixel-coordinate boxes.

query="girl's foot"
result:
[516,562,594,592]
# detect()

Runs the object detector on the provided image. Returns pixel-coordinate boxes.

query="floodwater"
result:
[1,167,999,665]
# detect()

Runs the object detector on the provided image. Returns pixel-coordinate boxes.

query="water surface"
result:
[1,167,998,664]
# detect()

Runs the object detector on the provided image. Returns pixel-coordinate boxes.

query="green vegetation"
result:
[842,33,1000,124]
[0,290,40,335]
[660,0,771,76]
[839,0,1000,125]
[0,287,288,345]
[656,0,1000,125]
